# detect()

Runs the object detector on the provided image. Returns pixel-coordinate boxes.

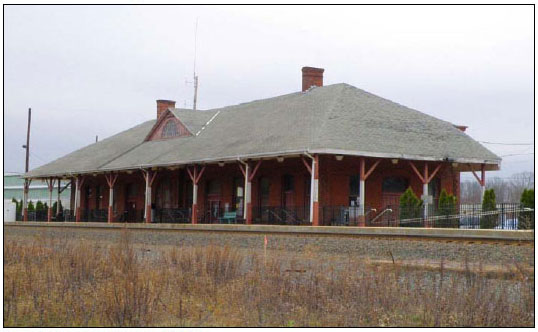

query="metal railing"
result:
[154,208,191,224]
[198,207,243,224]
[322,203,534,229]
[252,206,310,225]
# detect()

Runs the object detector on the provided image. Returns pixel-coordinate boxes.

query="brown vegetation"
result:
[3,230,534,327]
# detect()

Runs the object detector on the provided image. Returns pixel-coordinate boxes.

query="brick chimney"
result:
[302,66,324,92]
[156,99,176,118]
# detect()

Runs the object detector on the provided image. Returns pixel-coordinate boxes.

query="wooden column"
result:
[359,157,381,226]
[302,155,320,226]
[74,176,86,223]
[409,161,442,222]
[187,165,205,224]
[45,178,56,222]
[239,160,262,224]
[22,179,31,221]
[105,173,119,223]
[142,170,158,223]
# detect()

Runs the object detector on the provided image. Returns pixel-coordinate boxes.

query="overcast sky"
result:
[4,5,534,180]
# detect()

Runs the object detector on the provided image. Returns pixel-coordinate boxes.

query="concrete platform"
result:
[4,221,534,242]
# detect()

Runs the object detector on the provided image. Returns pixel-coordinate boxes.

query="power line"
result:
[480,141,534,146]
[500,153,534,157]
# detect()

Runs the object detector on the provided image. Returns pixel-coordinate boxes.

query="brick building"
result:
[24,67,500,225]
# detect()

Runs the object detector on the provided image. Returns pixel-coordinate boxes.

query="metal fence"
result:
[322,203,534,230]
[154,208,191,224]
[198,207,244,224]
[252,205,310,225]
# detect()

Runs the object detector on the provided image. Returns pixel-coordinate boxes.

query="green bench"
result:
[219,211,237,224]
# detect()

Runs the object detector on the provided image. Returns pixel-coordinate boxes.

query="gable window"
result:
[161,120,179,138]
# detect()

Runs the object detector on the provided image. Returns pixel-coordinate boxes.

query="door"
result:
[124,183,139,222]
[206,180,221,223]
[281,175,295,223]
[381,177,409,223]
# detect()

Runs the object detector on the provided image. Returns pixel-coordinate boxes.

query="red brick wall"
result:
[78,155,461,220]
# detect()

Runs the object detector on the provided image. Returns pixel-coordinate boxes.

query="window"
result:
[282,175,294,192]
[259,177,270,207]
[126,183,138,198]
[161,120,179,138]
[428,177,441,198]
[349,174,360,205]
[382,177,409,193]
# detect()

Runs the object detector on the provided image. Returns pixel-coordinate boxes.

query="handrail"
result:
[369,208,393,224]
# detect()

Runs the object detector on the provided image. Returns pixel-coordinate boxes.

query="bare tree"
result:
[460,172,534,204]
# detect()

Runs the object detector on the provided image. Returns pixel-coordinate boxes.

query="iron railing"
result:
[198,207,243,224]
[154,208,191,224]
[322,203,534,229]
[252,206,310,225]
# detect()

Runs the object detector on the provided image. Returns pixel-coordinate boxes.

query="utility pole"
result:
[22,108,31,221]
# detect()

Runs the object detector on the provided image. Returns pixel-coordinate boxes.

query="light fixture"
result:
[126,170,133,174]
[218,161,225,167]
[277,156,284,163]
[335,155,344,161]
[452,162,458,168]
[391,159,399,165]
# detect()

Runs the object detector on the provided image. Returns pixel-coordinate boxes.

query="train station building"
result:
[24,67,500,226]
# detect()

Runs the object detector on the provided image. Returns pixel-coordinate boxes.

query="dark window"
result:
[161,120,179,138]
[283,174,294,192]
[349,174,360,205]
[382,177,409,193]
[207,180,221,195]
[95,185,102,209]
[428,177,441,198]
[126,183,138,198]
[259,177,270,207]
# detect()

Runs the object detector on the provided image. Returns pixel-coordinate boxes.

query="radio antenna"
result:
[192,18,199,111]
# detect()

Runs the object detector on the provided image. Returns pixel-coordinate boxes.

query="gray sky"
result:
[4,5,534,180]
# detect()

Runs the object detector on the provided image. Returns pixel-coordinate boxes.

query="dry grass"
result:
[3,230,534,327]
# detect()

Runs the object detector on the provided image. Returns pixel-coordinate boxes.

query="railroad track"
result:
[4,222,534,246]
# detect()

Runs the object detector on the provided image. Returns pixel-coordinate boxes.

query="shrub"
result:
[518,189,535,230]
[480,189,497,229]
[399,187,423,227]
[27,201,35,212]
[437,189,458,228]
[36,200,44,212]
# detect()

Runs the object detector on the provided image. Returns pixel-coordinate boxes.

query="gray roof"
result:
[26,83,501,178]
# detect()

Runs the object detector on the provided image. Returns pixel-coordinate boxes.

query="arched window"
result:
[161,120,179,138]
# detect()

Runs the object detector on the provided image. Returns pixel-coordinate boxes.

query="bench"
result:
[219,211,237,224]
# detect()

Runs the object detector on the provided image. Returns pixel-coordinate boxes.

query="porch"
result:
[24,154,517,229]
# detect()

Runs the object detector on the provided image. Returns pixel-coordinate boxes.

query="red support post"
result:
[244,160,262,224]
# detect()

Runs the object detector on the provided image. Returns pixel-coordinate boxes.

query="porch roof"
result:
[25,83,501,178]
